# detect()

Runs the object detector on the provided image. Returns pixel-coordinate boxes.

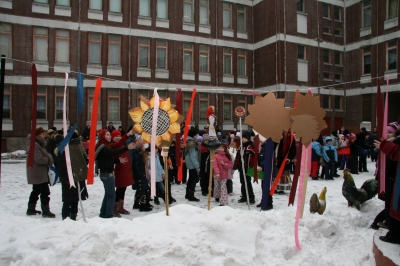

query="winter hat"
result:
[348,134,356,141]
[111,130,122,139]
[196,136,203,142]
[188,127,199,138]
[387,122,399,134]
[217,132,222,136]
[198,130,206,137]
[47,129,55,135]
[325,136,332,143]
[242,131,251,140]
[35,127,46,136]
[203,135,211,141]
[236,132,241,137]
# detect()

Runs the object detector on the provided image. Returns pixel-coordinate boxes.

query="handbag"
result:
[48,165,59,186]
[246,167,264,180]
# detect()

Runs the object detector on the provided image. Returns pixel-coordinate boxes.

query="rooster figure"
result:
[342,169,378,210]
[310,187,327,215]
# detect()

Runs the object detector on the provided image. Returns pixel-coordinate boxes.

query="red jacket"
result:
[111,135,135,188]
[233,141,255,170]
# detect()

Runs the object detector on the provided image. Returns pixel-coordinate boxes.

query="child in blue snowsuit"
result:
[322,136,338,180]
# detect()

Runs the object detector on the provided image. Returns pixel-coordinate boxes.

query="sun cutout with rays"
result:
[129,97,183,147]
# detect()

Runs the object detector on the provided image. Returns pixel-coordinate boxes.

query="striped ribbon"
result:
[87,78,102,184]
[294,144,307,251]
[150,89,160,197]
[27,64,38,168]
[61,73,75,188]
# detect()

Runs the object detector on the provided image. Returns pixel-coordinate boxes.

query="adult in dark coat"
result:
[26,127,55,218]
[200,137,211,196]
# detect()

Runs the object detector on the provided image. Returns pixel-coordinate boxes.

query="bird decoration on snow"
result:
[342,169,378,210]
[310,187,327,215]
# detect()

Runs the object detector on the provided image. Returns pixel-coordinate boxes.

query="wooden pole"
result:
[162,147,170,216]
[77,181,87,222]
[207,150,215,210]
[239,117,251,210]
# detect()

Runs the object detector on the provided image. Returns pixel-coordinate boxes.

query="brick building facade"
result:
[0,0,399,151]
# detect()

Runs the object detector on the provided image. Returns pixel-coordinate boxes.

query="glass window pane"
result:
[296,0,304,12]
[90,33,101,40]
[89,42,100,64]
[35,37,48,61]
[56,38,69,63]
[388,49,397,70]
[363,7,371,27]
[109,89,119,96]
[34,28,47,35]
[298,45,304,59]
[139,38,148,44]
[3,94,10,119]
[388,0,399,19]
[184,43,192,49]
[335,96,341,109]
[110,0,121,13]
[0,33,11,57]
[88,97,101,118]
[34,0,48,3]
[223,102,231,121]
[55,96,66,120]
[183,2,193,23]
[109,98,119,120]
[109,43,120,65]
[238,57,245,76]
[139,47,149,67]
[322,4,329,17]
[223,9,231,29]
[90,0,102,10]
[322,95,330,109]
[200,5,209,25]
[334,6,340,20]
[184,51,192,71]
[57,30,69,37]
[57,0,70,6]
[157,48,166,69]
[37,96,46,119]
[157,0,167,19]
[200,52,208,72]
[224,55,231,74]
[200,100,208,120]
[335,51,341,65]
[364,55,371,74]
[323,50,330,63]
[238,11,245,31]
[140,0,150,17]
[157,40,166,46]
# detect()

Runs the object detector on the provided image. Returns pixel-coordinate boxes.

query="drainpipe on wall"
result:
[77,0,81,73]
[317,1,321,96]
[215,0,219,120]
[128,0,132,111]
[343,0,347,126]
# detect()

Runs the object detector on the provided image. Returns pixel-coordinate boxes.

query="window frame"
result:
[362,0,372,28]
[323,49,331,64]
[183,43,194,71]
[55,30,70,63]
[322,3,330,19]
[362,46,372,75]
[157,0,168,19]
[298,45,306,60]
[334,95,343,110]
[88,88,101,119]
[37,87,47,120]
[183,0,194,23]
[334,6,341,21]
[156,39,168,69]
[297,0,305,12]
[0,24,12,58]
[139,0,151,17]
[89,0,102,11]
[108,35,121,66]
[237,95,247,118]
[107,89,120,121]
[34,0,49,3]
[137,90,151,107]
[237,5,246,32]
[334,73,343,81]
[387,40,397,71]
[88,33,102,65]
[109,0,121,13]
[334,51,343,66]
[323,72,332,80]
[223,47,232,75]
[223,94,232,121]
[223,2,232,29]
[334,29,343,37]
[322,95,330,109]
[387,0,399,20]
[199,93,209,121]
[237,49,246,76]
[138,37,150,68]
[55,87,68,120]
[323,27,331,35]
[182,91,193,119]
[199,0,209,25]
[33,27,48,62]
[199,45,209,73]
[3,85,11,119]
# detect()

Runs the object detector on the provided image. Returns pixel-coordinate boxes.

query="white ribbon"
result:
[63,73,75,188]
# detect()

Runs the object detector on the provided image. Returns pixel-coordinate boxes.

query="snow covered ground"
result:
[0,160,393,265]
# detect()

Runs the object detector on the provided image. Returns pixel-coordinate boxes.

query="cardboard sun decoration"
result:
[245,91,327,147]
[128,96,184,147]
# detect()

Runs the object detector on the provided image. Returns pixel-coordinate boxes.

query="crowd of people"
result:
[25,121,400,246]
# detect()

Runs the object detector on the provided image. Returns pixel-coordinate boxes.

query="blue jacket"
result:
[147,153,165,182]
[184,137,200,170]
[323,143,338,162]
[311,141,323,161]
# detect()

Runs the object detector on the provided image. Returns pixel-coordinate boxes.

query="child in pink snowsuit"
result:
[213,144,233,206]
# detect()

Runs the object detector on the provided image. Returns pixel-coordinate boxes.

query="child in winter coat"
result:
[147,146,166,205]
[322,136,338,180]
[311,138,323,180]
[338,134,349,170]
[213,144,233,206]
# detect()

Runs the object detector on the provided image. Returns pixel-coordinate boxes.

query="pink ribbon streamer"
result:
[380,77,389,193]
[295,144,307,250]
[62,73,75,188]
[150,90,160,197]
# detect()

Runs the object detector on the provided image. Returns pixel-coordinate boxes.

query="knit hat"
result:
[217,132,222,136]
[35,127,46,136]
[111,130,122,139]
[242,131,251,140]
[196,136,203,142]
[348,134,356,141]
[47,129,55,135]
[387,122,399,134]
[325,136,332,142]
[188,127,199,138]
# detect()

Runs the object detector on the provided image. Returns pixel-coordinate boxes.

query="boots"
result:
[154,196,160,205]
[27,202,41,215]
[133,197,140,209]
[41,204,56,218]
[139,196,153,212]
[118,200,130,214]
[113,202,121,218]
[70,213,77,221]
[185,188,189,199]
[160,193,166,203]
[188,189,200,202]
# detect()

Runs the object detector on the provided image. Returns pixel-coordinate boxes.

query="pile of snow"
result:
[0,160,386,265]
[1,150,26,159]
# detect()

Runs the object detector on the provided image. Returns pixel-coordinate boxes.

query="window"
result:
[334,51,342,66]
[138,38,150,68]
[139,0,150,17]
[199,45,209,73]
[137,90,151,106]
[109,35,121,66]
[388,0,399,20]
[37,87,47,119]
[363,46,371,74]
[237,5,246,32]
[33,28,48,62]
[56,30,69,63]
[157,0,168,19]
[223,95,232,121]
[55,87,68,120]
[323,49,331,64]
[156,39,167,69]
[322,95,330,109]
[363,0,372,28]
[57,0,70,6]
[34,0,48,3]
[110,0,121,13]
[298,45,306,59]
[183,92,192,118]
[362,94,372,121]
[88,88,101,119]
[323,27,331,34]
[183,0,193,23]
[89,0,102,10]
[158,90,167,99]
[183,43,193,71]
[223,48,232,75]
[199,93,209,121]
[200,0,209,25]
[334,6,341,21]
[334,96,342,110]
[238,49,246,76]
[388,40,397,71]
[223,2,232,29]
[297,0,305,12]
[334,29,343,37]
[89,33,101,65]
[3,85,11,119]
[237,95,247,116]
[0,24,11,57]
[323,73,332,80]
[322,4,330,18]
[108,89,119,120]
[335,74,343,81]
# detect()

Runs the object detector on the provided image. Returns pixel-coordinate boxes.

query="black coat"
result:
[131,148,149,192]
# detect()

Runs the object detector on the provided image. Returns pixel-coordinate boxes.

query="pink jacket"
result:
[213,152,233,179]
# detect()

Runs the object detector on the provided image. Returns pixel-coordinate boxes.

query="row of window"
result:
[322,95,343,110]
[2,86,248,123]
[297,45,343,66]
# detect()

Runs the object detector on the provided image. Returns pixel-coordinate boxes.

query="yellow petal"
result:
[140,101,150,111]
[160,98,171,111]
[161,131,172,142]
[168,109,179,123]
[156,136,163,147]
[133,123,144,134]
[169,122,181,134]
[142,131,151,143]
[129,108,144,123]
[149,96,155,108]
